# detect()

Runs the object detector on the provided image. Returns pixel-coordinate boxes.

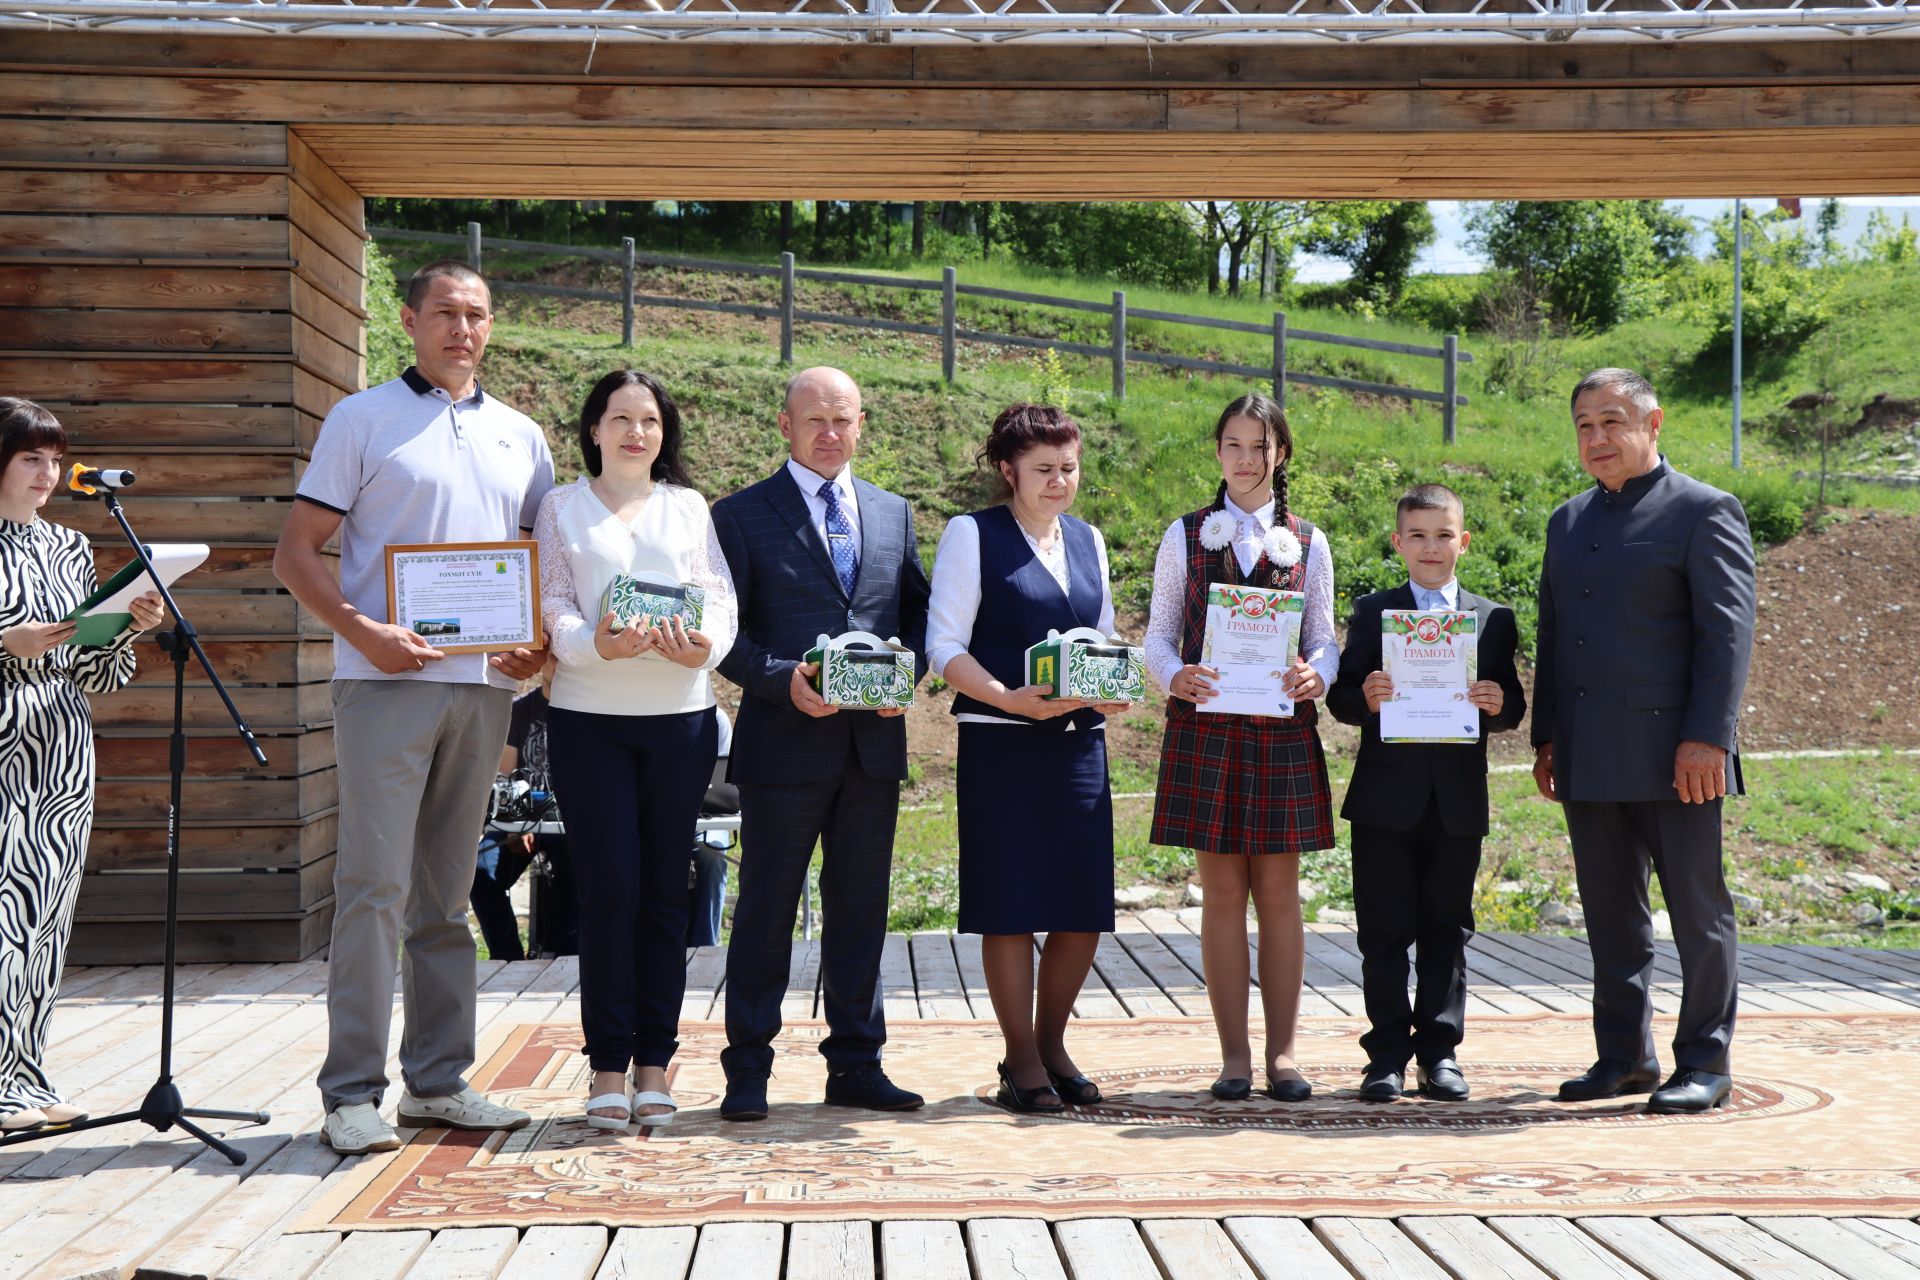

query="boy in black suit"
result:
[1329,484,1526,1102]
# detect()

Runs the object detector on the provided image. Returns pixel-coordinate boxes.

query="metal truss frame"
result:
[1,0,1917,46]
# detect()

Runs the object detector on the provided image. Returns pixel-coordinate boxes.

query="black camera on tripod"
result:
[486,772,553,825]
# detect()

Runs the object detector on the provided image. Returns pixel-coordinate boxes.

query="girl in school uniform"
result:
[929,403,1128,1113]
[1145,391,1338,1103]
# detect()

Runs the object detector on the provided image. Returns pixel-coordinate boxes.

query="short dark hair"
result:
[1570,367,1658,414]
[0,398,68,480]
[1212,391,1296,517]
[576,369,692,487]
[405,260,490,312]
[1396,482,1465,527]
[977,403,1081,478]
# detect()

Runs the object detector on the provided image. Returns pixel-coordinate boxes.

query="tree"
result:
[1815,198,1845,261]
[1465,201,1663,331]
[1634,200,1696,267]
[911,201,925,258]
[1306,201,1437,303]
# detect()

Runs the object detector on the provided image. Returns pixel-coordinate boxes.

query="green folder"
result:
[63,553,147,648]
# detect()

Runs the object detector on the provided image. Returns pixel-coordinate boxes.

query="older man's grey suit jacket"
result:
[1532,457,1756,801]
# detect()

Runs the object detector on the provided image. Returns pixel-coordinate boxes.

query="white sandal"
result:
[631,1090,677,1128]
[584,1090,632,1132]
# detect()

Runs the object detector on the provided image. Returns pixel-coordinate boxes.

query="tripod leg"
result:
[183,1105,272,1125]
[172,1115,248,1166]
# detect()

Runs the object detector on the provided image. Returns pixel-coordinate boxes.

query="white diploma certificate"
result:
[385,541,543,655]
[1380,609,1479,744]
[1196,583,1304,719]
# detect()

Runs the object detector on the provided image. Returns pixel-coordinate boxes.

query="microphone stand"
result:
[0,482,272,1165]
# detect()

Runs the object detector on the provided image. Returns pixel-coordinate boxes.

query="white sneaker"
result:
[323,1102,400,1155]
[398,1086,531,1132]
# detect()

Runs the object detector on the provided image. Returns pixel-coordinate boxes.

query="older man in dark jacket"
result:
[1533,368,1757,1115]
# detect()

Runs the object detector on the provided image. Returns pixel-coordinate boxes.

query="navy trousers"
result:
[721,746,899,1080]
[1564,797,1738,1075]
[548,704,717,1072]
[1350,795,1482,1069]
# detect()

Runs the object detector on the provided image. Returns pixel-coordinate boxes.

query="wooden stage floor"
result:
[6,910,1920,1280]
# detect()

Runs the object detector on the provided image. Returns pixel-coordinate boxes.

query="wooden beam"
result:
[11,27,1920,91]
[297,124,1920,199]
[7,72,1920,134]
[0,116,288,167]
[0,264,293,311]
[0,169,290,215]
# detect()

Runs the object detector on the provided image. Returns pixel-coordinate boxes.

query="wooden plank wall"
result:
[0,120,364,963]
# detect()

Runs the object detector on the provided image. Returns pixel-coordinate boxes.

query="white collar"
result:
[1222,492,1275,528]
[1414,578,1459,606]
[787,457,855,502]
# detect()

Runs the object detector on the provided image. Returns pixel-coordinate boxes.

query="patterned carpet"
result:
[300,1013,1920,1230]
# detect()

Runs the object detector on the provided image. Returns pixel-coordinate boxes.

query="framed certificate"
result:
[1196,583,1304,719]
[384,541,543,656]
[1380,609,1479,744]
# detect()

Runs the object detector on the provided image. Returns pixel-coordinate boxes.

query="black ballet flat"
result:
[1264,1070,1313,1103]
[1209,1077,1254,1102]
[1047,1069,1102,1106]
[996,1062,1066,1114]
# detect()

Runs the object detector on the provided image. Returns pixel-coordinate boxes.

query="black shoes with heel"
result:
[996,1062,1065,1113]
[1558,1058,1661,1102]
[1046,1068,1101,1106]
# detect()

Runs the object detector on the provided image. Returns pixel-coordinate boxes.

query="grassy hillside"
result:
[447,245,1918,649]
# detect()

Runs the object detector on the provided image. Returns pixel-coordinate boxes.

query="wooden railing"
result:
[375,223,1474,441]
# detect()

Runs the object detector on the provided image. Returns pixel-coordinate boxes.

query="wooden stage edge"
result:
[5,915,1919,1280]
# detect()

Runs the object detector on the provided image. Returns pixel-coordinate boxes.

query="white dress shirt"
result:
[928,512,1118,727]
[786,458,862,557]
[1412,578,1460,612]
[1225,493,1273,579]
[1143,508,1339,697]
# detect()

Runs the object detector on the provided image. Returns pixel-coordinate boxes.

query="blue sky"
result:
[1293,197,1920,282]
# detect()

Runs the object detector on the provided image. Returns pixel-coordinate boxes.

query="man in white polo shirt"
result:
[275,260,555,1155]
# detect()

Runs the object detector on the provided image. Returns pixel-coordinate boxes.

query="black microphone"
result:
[68,464,137,494]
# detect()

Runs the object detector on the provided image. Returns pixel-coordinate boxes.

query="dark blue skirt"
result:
[956,722,1117,935]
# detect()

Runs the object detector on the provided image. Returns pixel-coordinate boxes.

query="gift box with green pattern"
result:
[805,631,915,709]
[601,573,705,631]
[1024,627,1146,702]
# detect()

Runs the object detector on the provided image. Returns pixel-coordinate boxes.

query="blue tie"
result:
[819,480,859,597]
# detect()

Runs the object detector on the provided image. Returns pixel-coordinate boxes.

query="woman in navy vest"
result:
[928,404,1129,1113]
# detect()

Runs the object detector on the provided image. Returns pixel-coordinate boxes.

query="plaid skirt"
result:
[1150,701,1334,856]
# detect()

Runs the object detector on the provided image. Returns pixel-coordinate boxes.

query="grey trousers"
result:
[1564,797,1739,1076]
[317,679,513,1113]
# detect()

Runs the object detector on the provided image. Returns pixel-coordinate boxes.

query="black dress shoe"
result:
[1046,1068,1101,1106]
[1264,1069,1312,1102]
[1557,1059,1660,1102]
[996,1062,1065,1113]
[1358,1064,1406,1103]
[720,1072,770,1122]
[1417,1059,1470,1102]
[825,1062,924,1112]
[1209,1077,1253,1102]
[1647,1069,1732,1115]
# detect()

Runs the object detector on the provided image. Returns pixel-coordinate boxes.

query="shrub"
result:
[365,241,409,387]
[1726,474,1807,545]
[1391,273,1481,334]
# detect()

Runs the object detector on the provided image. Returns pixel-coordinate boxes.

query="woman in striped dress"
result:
[0,399,164,1132]
[1146,392,1338,1104]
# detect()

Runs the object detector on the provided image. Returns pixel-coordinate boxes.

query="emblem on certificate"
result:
[1380,609,1479,743]
[385,540,543,655]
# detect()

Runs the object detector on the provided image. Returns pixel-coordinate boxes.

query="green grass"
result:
[870,751,1919,941]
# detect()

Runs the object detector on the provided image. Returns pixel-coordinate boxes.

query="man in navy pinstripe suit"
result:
[712,367,931,1121]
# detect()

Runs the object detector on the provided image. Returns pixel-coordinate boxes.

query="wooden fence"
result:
[376,223,1474,441]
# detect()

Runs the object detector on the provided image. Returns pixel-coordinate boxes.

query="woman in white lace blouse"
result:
[532,370,737,1133]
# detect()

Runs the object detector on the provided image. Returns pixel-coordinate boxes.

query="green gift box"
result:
[601,571,705,631]
[1023,627,1147,703]
[805,630,915,709]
